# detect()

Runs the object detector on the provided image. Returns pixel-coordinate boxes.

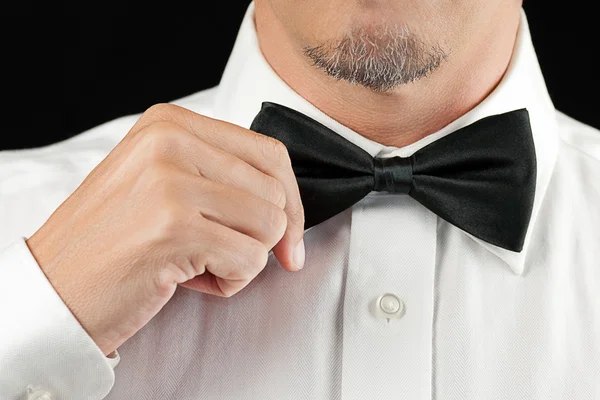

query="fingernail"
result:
[294,238,305,270]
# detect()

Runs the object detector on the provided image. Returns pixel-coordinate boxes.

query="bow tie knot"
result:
[373,157,412,194]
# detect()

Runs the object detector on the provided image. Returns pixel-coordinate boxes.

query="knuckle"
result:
[262,205,288,243]
[227,157,250,181]
[204,226,268,280]
[189,253,208,277]
[143,103,176,119]
[217,279,243,298]
[287,204,305,228]
[153,268,181,298]
[263,175,287,208]
[140,166,188,238]
[258,135,292,169]
[154,200,186,240]
[136,121,183,162]
[242,238,269,273]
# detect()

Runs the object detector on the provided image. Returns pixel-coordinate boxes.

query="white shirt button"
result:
[375,293,405,320]
[26,387,53,400]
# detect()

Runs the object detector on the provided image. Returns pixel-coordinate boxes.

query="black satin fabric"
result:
[250,102,536,252]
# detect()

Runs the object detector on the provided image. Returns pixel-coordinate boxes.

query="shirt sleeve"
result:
[0,238,117,400]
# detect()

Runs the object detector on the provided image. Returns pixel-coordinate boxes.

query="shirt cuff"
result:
[0,238,116,399]
[106,350,121,369]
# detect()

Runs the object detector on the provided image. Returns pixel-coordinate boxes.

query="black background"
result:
[1,1,597,150]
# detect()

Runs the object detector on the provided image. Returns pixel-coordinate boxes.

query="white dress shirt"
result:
[1,3,599,399]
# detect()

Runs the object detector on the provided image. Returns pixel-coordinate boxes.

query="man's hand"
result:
[26,103,305,356]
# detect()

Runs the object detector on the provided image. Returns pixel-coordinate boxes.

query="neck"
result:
[254,3,522,148]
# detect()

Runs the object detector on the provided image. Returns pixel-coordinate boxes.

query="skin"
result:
[27,0,523,356]
[28,105,306,355]
[255,0,523,146]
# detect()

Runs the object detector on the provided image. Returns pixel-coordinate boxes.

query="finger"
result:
[190,175,288,250]
[187,138,288,211]
[180,217,269,297]
[137,104,306,272]
[127,119,289,213]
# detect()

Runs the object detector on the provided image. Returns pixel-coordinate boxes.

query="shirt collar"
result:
[213,2,559,275]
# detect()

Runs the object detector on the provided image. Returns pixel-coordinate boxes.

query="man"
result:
[0,0,598,398]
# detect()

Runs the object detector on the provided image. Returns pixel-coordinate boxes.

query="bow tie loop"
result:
[373,157,412,194]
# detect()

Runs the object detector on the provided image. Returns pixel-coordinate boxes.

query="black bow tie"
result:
[250,102,536,252]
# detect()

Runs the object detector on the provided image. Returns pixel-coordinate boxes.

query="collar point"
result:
[469,235,529,275]
[507,260,526,276]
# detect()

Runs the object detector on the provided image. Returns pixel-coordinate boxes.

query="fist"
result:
[26,103,305,355]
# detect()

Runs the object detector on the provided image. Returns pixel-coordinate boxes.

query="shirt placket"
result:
[340,193,437,399]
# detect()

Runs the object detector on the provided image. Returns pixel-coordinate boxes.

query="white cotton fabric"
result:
[0,3,599,399]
